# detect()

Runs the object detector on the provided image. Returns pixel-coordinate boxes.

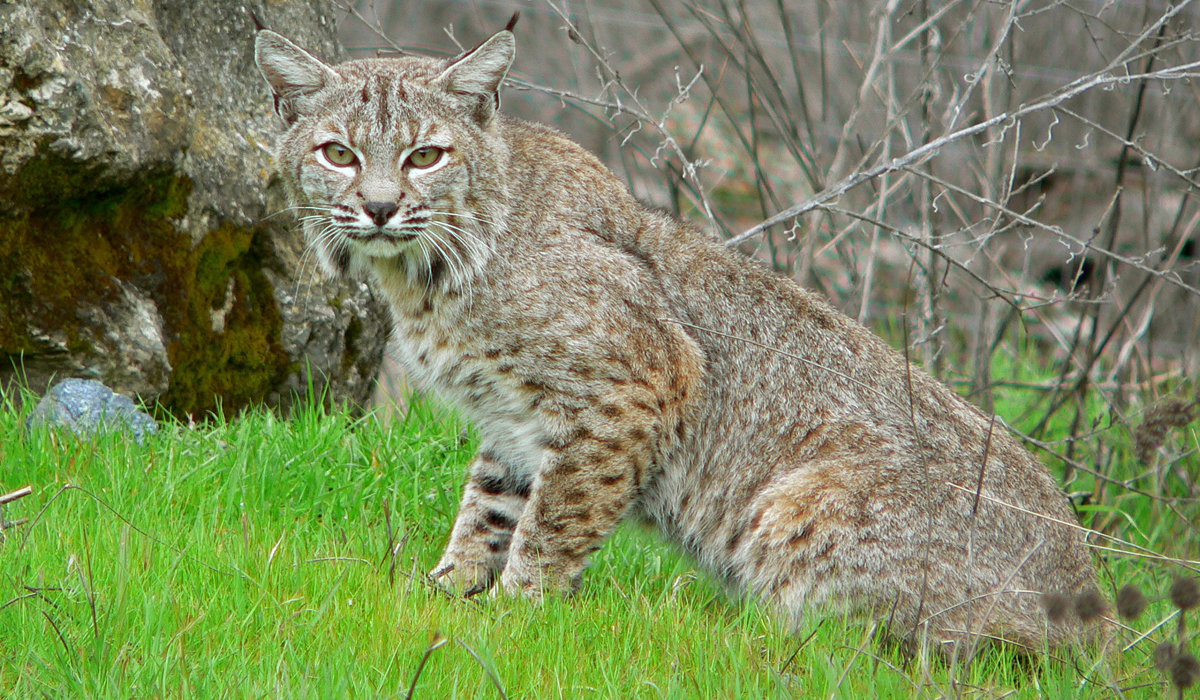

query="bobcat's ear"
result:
[436,30,516,126]
[255,30,338,125]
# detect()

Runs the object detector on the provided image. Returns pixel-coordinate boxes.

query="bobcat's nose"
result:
[364,201,399,226]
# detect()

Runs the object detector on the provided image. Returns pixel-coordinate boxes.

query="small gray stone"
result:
[25,379,158,444]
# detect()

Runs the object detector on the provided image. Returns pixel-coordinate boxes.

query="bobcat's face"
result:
[289,69,480,264]
[256,32,515,288]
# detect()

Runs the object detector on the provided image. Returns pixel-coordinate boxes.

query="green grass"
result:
[0,379,1194,698]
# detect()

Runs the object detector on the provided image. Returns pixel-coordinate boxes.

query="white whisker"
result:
[429,213,493,253]
[428,216,496,313]
[437,210,500,228]
[295,222,343,318]
[415,235,435,297]
[259,204,334,224]
[426,224,468,282]
[432,218,494,275]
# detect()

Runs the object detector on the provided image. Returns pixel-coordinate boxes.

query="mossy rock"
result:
[0,0,387,417]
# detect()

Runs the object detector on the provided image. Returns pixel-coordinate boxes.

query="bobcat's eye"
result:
[408,147,443,169]
[322,143,357,167]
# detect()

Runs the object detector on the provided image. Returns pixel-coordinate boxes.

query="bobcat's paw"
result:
[430,554,496,597]
[498,554,583,600]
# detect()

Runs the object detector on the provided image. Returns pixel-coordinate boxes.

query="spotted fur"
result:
[256,28,1096,652]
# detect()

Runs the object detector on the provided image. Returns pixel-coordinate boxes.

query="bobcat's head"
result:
[255,29,515,290]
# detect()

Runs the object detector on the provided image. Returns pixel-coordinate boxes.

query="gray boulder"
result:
[25,378,158,443]
[0,0,388,416]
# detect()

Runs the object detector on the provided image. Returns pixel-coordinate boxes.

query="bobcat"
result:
[256,23,1096,652]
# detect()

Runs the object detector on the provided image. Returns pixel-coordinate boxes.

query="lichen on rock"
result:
[25,378,158,444]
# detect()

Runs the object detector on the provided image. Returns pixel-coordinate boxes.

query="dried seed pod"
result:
[1170,577,1200,611]
[1043,591,1072,624]
[1155,642,1178,672]
[1135,399,1199,463]
[1171,653,1200,689]
[1116,584,1147,620]
[1074,588,1108,625]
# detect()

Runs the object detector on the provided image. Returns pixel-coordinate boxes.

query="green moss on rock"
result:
[158,222,289,417]
[0,151,288,418]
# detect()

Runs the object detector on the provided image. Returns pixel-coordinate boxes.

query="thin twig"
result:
[731,59,1200,247]
[0,486,32,505]
[403,631,448,700]
[457,638,509,700]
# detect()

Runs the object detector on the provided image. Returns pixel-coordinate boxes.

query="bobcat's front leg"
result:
[499,402,659,598]
[431,451,530,596]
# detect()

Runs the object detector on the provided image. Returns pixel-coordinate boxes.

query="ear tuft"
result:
[437,30,516,125]
[255,30,338,125]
